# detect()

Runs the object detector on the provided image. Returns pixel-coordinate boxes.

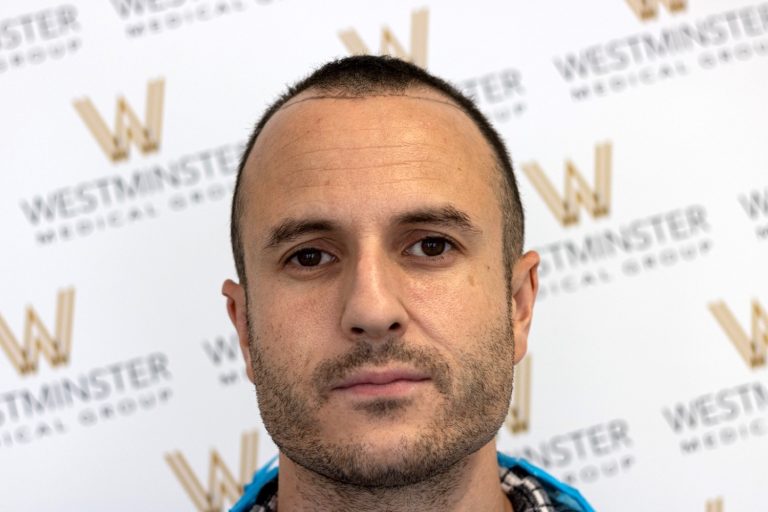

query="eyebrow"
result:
[263,205,480,250]
[394,205,481,234]
[264,219,340,249]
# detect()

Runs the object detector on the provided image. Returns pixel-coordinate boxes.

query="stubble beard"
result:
[247,313,516,489]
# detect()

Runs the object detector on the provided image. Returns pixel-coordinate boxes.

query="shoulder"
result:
[497,452,596,512]
[230,456,279,512]
[230,453,596,512]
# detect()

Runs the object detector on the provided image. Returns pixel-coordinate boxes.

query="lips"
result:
[332,368,431,391]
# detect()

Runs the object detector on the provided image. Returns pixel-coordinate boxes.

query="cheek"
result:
[249,283,339,373]
[405,262,507,339]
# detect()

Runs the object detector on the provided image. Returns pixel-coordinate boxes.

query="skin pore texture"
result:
[223,87,539,512]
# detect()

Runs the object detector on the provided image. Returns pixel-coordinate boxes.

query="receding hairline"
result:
[242,86,479,168]
[237,85,503,201]
[277,88,469,114]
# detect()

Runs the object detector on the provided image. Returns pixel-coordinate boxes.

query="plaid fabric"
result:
[248,476,278,512]
[247,463,582,512]
[501,464,582,512]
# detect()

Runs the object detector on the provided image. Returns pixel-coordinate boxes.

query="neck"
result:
[275,442,512,512]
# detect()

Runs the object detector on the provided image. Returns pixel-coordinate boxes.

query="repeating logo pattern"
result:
[0,5,82,74]
[709,300,768,369]
[166,430,260,512]
[506,356,531,435]
[339,8,429,68]
[1,1,765,510]
[0,288,74,375]
[73,79,165,162]
[705,497,724,512]
[522,143,612,226]
[625,0,687,21]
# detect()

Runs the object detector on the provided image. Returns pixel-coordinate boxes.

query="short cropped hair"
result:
[230,55,524,286]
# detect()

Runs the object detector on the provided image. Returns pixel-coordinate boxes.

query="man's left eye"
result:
[406,237,454,257]
[288,248,335,267]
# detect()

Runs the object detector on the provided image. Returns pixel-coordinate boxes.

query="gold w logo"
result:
[0,288,75,375]
[522,142,612,226]
[73,79,165,162]
[506,356,531,435]
[166,430,259,512]
[709,300,768,369]
[339,8,429,68]
[705,497,723,512]
[626,0,686,21]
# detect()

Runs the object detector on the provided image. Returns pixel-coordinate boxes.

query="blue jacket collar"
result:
[230,452,595,512]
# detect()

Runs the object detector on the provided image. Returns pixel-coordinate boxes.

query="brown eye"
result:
[291,248,325,267]
[407,237,453,258]
[421,238,446,256]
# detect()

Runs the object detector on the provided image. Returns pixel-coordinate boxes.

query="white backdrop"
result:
[1,1,767,510]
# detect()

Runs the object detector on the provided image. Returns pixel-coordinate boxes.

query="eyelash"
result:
[403,236,456,260]
[286,247,337,269]
[284,235,457,270]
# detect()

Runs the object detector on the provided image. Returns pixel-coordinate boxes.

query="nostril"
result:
[351,327,365,335]
[389,322,401,331]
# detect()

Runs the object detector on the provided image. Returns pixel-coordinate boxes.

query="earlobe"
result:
[509,251,540,364]
[222,279,255,383]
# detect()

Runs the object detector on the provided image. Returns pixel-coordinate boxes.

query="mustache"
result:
[313,338,452,399]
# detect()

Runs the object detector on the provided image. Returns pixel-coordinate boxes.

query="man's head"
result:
[230,56,525,289]
[223,56,539,488]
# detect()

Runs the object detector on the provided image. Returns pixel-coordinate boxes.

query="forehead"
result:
[240,88,501,239]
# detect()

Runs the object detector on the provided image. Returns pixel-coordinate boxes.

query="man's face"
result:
[232,89,529,486]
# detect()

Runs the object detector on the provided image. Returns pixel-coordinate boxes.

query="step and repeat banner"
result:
[1,0,766,510]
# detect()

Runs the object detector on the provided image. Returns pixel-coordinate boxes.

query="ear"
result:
[509,251,540,364]
[222,279,255,383]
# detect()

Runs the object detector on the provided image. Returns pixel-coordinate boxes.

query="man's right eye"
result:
[288,248,334,268]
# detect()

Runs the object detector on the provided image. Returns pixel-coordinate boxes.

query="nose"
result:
[340,246,408,341]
